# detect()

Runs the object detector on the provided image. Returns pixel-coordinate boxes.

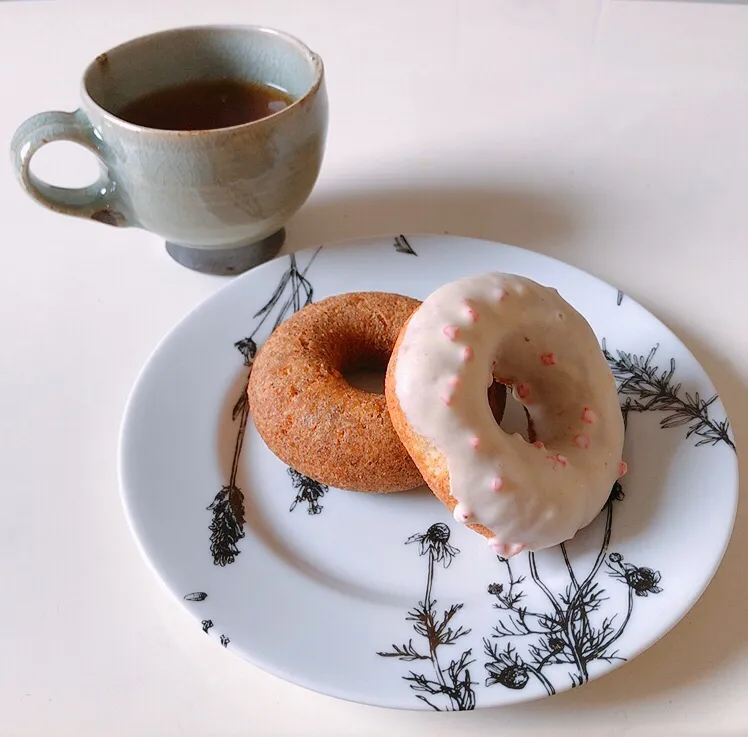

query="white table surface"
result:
[2,0,747,735]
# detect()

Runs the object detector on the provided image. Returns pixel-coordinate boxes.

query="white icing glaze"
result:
[394,273,625,555]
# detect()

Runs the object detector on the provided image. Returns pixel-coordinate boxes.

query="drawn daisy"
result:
[406,523,459,568]
[607,554,663,597]
[485,661,529,690]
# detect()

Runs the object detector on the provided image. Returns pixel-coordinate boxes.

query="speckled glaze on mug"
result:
[10,26,328,274]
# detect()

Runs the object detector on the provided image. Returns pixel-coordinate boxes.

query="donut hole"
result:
[498,387,535,442]
[341,352,388,394]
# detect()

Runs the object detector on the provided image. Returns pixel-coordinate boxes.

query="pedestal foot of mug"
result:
[165,229,286,275]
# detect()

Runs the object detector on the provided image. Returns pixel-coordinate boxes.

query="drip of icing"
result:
[393,273,625,552]
[488,539,525,558]
[453,503,472,522]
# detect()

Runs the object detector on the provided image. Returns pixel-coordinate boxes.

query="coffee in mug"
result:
[116,78,294,130]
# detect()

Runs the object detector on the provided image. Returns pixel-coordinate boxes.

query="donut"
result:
[248,292,421,492]
[249,292,507,493]
[385,273,626,555]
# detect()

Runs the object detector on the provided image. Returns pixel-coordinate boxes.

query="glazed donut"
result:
[386,273,626,555]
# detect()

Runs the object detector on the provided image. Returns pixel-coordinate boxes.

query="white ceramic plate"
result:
[119,234,737,710]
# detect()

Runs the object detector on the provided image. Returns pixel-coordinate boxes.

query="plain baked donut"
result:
[248,292,424,493]
[386,273,626,554]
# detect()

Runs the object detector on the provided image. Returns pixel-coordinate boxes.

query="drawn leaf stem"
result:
[602,340,735,452]
[207,247,323,566]
[591,585,634,659]
[379,524,475,710]
[528,553,563,618]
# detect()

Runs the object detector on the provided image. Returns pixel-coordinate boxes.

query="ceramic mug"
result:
[10,26,328,274]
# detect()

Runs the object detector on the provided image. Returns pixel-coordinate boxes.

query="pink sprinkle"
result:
[533,440,545,449]
[494,287,507,302]
[581,407,596,424]
[447,375,461,387]
[618,461,628,477]
[462,299,479,322]
[443,324,459,341]
[540,352,556,366]
[469,436,480,449]
[462,346,474,362]
[547,454,567,468]
[516,383,530,400]
[574,434,591,449]
[441,394,453,406]
[491,476,504,492]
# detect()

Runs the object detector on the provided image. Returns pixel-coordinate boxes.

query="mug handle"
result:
[10,109,131,227]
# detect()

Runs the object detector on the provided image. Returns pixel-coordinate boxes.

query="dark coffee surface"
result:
[116,78,294,130]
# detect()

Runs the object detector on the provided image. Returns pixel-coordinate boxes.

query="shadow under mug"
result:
[10,25,328,275]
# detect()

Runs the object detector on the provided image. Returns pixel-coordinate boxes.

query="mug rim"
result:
[80,24,324,135]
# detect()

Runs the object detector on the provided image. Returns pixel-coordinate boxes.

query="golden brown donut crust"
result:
[385,314,497,539]
[248,292,424,493]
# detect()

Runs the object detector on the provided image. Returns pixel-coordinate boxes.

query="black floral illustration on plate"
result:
[394,234,418,256]
[183,591,208,602]
[207,248,323,566]
[607,553,662,597]
[602,340,735,451]
[190,246,728,686]
[378,523,476,711]
[483,483,663,695]
[616,290,624,306]
[288,467,329,515]
[185,598,228,644]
